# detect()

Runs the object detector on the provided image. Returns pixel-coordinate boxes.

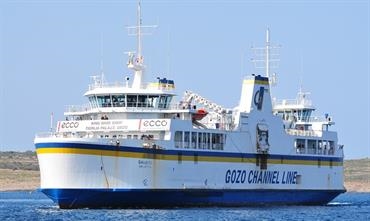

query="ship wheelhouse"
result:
[87,92,174,109]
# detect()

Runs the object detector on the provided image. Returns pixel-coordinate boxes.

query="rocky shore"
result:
[0,151,369,192]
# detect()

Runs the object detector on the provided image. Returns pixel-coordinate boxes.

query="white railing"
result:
[65,104,91,113]
[88,82,126,90]
[285,129,322,137]
[88,81,175,91]
[303,116,333,123]
[273,99,312,107]
[65,103,186,113]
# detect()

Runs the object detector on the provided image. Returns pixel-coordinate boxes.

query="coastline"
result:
[0,152,369,192]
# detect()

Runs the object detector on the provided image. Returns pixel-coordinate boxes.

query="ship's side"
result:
[34,2,345,208]
[35,75,345,208]
[35,142,344,208]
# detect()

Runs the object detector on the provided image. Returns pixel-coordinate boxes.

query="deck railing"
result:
[65,103,185,113]
[285,129,322,137]
[273,99,312,107]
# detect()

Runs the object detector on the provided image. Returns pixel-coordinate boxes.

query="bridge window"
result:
[158,95,173,109]
[97,95,112,107]
[148,95,159,108]
[127,95,138,107]
[88,96,98,108]
[138,95,148,107]
[112,95,125,107]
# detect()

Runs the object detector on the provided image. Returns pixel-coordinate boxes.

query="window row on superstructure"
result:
[295,138,335,155]
[174,131,225,150]
[88,94,173,109]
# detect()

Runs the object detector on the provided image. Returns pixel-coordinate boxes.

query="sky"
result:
[0,0,369,159]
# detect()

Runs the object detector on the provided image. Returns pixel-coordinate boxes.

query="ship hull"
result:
[35,140,345,208]
[41,188,345,209]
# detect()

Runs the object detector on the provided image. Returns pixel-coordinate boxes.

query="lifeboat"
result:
[192,108,208,121]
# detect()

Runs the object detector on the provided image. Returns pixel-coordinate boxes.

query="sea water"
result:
[0,191,369,220]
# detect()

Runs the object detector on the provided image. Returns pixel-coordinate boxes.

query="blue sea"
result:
[0,191,369,221]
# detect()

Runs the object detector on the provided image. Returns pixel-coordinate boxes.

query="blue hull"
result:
[41,188,345,209]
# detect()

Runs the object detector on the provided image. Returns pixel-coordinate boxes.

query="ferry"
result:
[34,1,345,209]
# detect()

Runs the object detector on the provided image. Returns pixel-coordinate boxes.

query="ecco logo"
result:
[61,122,79,128]
[143,120,168,127]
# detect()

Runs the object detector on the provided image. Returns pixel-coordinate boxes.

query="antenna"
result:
[137,0,142,58]
[266,28,270,79]
[100,32,105,84]
[50,112,53,132]
[126,0,157,89]
[299,50,304,93]
[166,27,171,78]
[251,28,280,86]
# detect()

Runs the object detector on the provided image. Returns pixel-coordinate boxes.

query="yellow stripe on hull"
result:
[36,147,343,167]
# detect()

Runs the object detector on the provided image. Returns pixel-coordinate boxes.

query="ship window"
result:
[158,95,173,109]
[184,131,190,148]
[158,96,167,108]
[318,141,323,154]
[97,96,112,107]
[323,140,331,155]
[174,131,182,148]
[211,134,217,149]
[138,95,148,107]
[198,133,202,149]
[206,133,211,149]
[88,96,98,108]
[191,132,197,149]
[148,95,159,108]
[307,140,317,154]
[202,133,207,149]
[328,141,335,155]
[112,95,126,107]
[127,95,138,107]
[221,134,226,150]
[295,139,305,154]
[212,134,221,150]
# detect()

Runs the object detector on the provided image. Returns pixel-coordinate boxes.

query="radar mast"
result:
[126,0,157,89]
